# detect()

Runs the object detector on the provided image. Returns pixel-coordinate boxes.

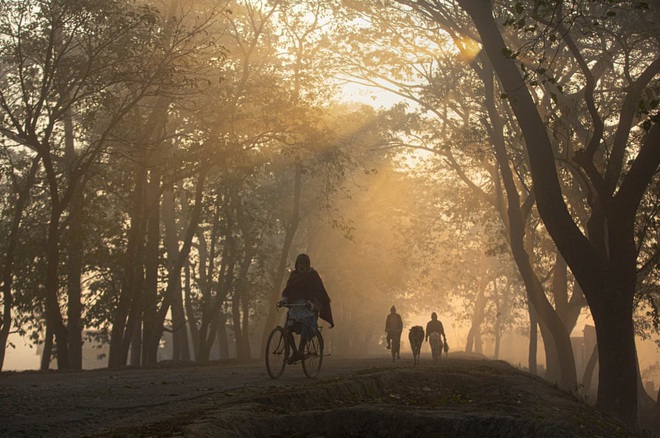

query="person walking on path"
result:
[425,312,447,360]
[385,306,403,359]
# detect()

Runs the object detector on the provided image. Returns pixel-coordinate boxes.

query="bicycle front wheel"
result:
[265,326,288,379]
[302,332,324,378]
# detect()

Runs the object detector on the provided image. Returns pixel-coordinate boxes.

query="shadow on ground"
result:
[107,358,654,438]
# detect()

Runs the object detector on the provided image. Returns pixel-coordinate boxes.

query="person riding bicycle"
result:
[425,312,447,359]
[277,253,334,364]
[385,305,403,359]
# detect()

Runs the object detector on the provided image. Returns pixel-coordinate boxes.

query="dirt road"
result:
[0,354,645,438]
[0,355,405,437]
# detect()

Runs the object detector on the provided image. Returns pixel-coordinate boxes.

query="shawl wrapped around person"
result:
[281,267,334,329]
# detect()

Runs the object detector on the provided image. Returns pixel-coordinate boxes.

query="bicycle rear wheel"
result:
[302,332,324,378]
[265,326,288,379]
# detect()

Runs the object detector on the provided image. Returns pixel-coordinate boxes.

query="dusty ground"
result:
[0,353,655,438]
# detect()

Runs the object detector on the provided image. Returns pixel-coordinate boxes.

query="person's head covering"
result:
[295,253,311,271]
[390,306,396,313]
[431,312,437,320]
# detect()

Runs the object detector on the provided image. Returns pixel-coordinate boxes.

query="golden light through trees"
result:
[0,0,658,427]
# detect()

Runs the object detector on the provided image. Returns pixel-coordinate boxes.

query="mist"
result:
[0,0,659,428]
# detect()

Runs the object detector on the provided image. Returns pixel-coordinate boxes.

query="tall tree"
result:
[439,0,660,424]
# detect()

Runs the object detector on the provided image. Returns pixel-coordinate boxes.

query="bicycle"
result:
[265,303,324,379]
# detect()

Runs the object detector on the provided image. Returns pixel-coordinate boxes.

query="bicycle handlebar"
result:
[277,302,309,308]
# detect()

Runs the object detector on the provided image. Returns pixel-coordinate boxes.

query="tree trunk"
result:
[66,184,84,370]
[493,319,501,360]
[528,301,538,375]
[198,317,215,363]
[127,169,162,364]
[38,142,72,372]
[233,247,255,360]
[552,252,585,335]
[492,282,502,360]
[219,247,237,358]
[130,318,142,367]
[194,209,215,363]
[591,290,636,421]
[231,289,243,359]
[582,342,599,400]
[537,312,561,383]
[162,184,190,361]
[140,169,161,366]
[241,291,251,359]
[635,350,656,413]
[465,286,486,354]
[41,325,54,370]
[43,206,70,370]
[108,159,148,368]
[0,261,13,372]
[184,263,199,361]
[216,311,229,360]
[64,102,83,371]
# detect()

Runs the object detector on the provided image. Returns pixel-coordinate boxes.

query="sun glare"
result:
[339,81,408,109]
[454,36,482,64]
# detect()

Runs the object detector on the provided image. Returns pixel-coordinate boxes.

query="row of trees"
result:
[0,0,658,427]
[0,0,387,371]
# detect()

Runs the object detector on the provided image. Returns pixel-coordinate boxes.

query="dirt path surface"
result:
[0,354,648,437]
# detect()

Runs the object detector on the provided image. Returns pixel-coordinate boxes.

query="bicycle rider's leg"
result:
[298,316,317,357]
[298,338,307,356]
[287,331,299,356]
